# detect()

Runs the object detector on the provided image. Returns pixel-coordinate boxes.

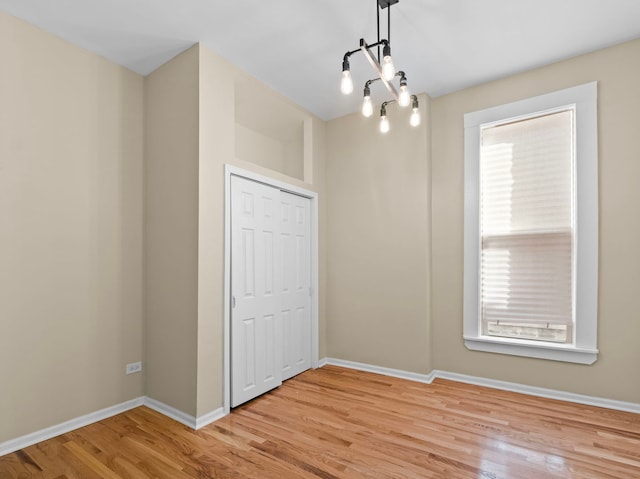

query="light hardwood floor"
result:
[1,365,639,478]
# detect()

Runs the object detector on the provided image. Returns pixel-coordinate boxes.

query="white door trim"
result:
[224,165,319,414]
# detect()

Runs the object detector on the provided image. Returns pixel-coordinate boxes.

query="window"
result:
[463,83,598,364]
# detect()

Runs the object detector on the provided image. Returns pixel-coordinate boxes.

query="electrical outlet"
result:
[126,361,142,375]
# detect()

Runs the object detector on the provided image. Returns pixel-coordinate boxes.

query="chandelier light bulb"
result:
[410,107,421,127]
[362,95,373,117]
[398,84,410,107]
[341,69,354,95]
[380,115,390,133]
[381,44,395,81]
[381,56,395,81]
[380,104,390,133]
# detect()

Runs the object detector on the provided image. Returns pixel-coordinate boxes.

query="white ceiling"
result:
[2,0,640,120]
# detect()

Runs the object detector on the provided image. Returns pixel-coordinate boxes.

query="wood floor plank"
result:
[2,366,640,478]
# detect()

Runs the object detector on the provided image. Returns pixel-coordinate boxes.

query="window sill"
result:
[463,336,598,364]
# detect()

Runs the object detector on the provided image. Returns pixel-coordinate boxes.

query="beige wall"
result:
[144,44,327,418]
[431,39,640,403]
[234,77,307,182]
[144,46,200,415]
[0,12,144,442]
[196,45,227,417]
[325,95,432,374]
[235,124,304,181]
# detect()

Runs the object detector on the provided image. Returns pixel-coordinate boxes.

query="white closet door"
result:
[231,176,282,407]
[279,191,311,381]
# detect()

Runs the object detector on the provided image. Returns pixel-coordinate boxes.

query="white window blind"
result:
[480,109,574,341]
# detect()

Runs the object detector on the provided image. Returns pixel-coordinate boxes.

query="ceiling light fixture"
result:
[340,0,420,132]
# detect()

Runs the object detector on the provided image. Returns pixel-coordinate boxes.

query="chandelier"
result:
[340,0,420,133]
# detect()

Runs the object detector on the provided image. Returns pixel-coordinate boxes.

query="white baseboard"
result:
[321,357,640,415]
[432,370,640,415]
[322,358,435,384]
[143,397,197,429]
[143,397,225,430]
[195,408,226,429]
[0,397,227,457]
[0,397,144,457]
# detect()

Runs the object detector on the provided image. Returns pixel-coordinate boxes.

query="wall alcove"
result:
[234,79,309,182]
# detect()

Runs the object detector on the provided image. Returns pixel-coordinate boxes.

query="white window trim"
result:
[463,82,599,365]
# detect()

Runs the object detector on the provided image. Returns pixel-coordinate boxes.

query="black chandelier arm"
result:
[359,38,388,52]
[363,77,381,97]
[346,38,389,64]
[345,38,389,73]
[365,72,402,92]
[343,48,360,63]
[365,77,381,89]
[363,73,404,98]
[381,99,396,110]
